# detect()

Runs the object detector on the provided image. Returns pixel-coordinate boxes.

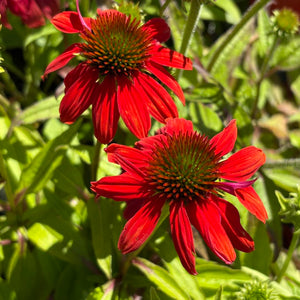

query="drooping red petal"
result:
[43,43,81,78]
[150,45,193,70]
[186,199,236,264]
[219,146,266,181]
[169,201,196,275]
[157,118,194,136]
[51,11,91,33]
[213,196,254,252]
[235,186,268,223]
[117,76,151,139]
[91,75,120,144]
[59,66,99,123]
[8,0,45,28]
[134,72,178,123]
[210,120,237,157]
[123,199,145,220]
[118,198,165,254]
[35,0,59,19]
[146,61,185,104]
[64,63,87,93]
[105,144,151,169]
[142,18,170,42]
[91,174,148,201]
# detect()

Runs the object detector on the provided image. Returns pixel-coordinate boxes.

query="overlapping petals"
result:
[92,118,268,275]
[43,4,193,143]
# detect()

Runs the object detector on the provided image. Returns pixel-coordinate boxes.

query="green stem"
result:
[263,158,300,169]
[91,141,102,182]
[0,150,14,208]
[175,0,203,80]
[160,0,172,17]
[206,0,272,73]
[251,35,280,118]
[120,204,169,276]
[276,231,300,282]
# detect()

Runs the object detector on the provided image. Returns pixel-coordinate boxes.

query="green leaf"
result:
[20,96,60,124]
[189,102,222,135]
[242,221,272,275]
[271,36,300,70]
[133,257,190,300]
[27,222,63,251]
[164,257,205,300]
[87,198,113,279]
[24,24,59,47]
[16,120,81,196]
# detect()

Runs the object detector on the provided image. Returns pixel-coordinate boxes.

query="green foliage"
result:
[1,0,300,299]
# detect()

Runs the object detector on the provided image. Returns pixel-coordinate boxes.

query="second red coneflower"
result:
[43,0,192,143]
[91,118,268,275]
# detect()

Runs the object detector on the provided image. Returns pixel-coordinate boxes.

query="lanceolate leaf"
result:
[132,257,190,300]
[16,121,81,198]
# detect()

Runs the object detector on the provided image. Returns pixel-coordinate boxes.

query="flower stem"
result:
[120,204,169,276]
[175,0,203,80]
[263,158,300,169]
[206,0,272,73]
[251,35,280,119]
[91,141,102,182]
[276,231,300,282]
[160,0,172,17]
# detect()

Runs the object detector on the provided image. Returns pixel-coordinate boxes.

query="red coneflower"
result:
[0,0,59,29]
[43,0,192,143]
[91,118,268,275]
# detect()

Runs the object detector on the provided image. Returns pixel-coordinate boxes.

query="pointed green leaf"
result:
[133,257,190,300]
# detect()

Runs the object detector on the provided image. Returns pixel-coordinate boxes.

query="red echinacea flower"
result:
[91,118,268,275]
[43,0,192,144]
[0,0,59,29]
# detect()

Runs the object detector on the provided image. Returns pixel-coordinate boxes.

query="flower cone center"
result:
[80,12,152,76]
[147,132,220,201]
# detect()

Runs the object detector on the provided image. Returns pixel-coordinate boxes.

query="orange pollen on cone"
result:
[79,12,153,76]
[147,132,220,201]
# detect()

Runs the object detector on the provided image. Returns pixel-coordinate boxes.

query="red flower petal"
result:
[210,120,237,157]
[235,186,268,223]
[59,66,99,123]
[186,199,236,264]
[117,76,151,139]
[92,75,120,144]
[91,174,148,201]
[134,72,178,123]
[8,0,45,28]
[158,118,194,136]
[150,45,193,70]
[51,11,91,33]
[142,18,170,43]
[43,43,81,78]
[213,196,254,252]
[64,63,87,93]
[123,198,145,220]
[35,0,59,19]
[135,135,168,153]
[0,0,12,29]
[219,146,266,181]
[118,198,165,254]
[170,201,196,275]
[105,144,151,169]
[146,61,185,104]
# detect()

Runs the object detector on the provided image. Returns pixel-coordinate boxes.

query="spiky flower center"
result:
[147,132,220,201]
[80,11,153,76]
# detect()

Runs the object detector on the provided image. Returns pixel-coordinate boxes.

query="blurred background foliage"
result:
[0,0,300,299]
